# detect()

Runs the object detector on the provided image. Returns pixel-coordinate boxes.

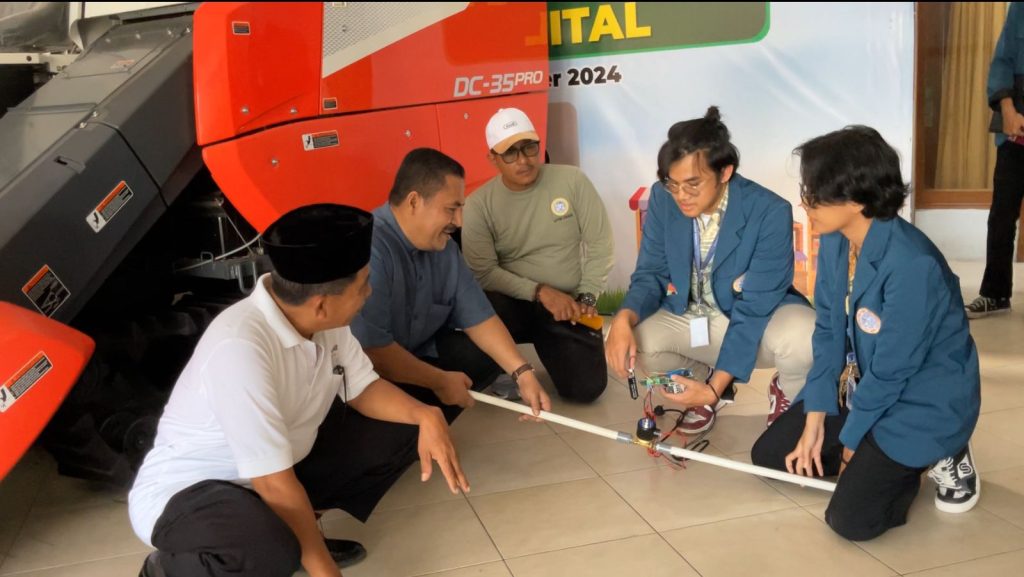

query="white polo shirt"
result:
[128,274,378,545]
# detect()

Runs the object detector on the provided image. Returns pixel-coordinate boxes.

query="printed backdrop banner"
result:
[544,2,914,296]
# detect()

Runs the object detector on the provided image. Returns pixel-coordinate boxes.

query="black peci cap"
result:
[263,204,373,284]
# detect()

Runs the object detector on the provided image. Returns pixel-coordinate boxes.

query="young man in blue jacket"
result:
[752,126,981,541]
[605,107,815,433]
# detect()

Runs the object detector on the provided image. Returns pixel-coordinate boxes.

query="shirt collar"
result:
[712,183,730,226]
[252,273,308,349]
[697,183,730,232]
[374,203,419,255]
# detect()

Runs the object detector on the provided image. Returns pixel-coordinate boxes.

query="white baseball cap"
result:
[485,108,540,154]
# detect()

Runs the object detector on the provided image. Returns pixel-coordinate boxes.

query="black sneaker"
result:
[325,538,367,568]
[138,552,166,577]
[927,444,980,513]
[964,296,1011,319]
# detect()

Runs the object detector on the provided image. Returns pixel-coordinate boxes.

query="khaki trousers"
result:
[634,304,815,399]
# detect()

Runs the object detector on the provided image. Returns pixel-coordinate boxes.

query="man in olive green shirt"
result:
[462,108,613,403]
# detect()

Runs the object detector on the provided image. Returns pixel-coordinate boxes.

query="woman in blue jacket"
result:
[751,126,981,541]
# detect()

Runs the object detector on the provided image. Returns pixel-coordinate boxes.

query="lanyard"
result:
[839,246,860,408]
[692,219,719,310]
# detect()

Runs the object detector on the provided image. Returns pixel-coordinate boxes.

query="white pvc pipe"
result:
[469,391,623,442]
[469,391,837,493]
[656,443,837,492]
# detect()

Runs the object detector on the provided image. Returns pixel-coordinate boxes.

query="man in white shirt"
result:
[129,204,467,577]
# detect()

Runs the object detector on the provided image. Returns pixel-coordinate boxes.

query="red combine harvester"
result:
[0,1,548,485]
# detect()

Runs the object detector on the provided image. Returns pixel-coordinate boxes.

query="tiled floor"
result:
[0,261,1022,577]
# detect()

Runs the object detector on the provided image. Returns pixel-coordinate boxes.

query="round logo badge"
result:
[732,274,746,293]
[855,307,882,335]
[551,197,570,217]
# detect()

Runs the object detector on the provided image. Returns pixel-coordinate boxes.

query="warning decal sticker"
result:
[0,352,52,413]
[87,180,134,233]
[21,265,70,317]
[301,130,340,151]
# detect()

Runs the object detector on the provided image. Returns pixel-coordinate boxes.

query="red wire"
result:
[637,383,691,470]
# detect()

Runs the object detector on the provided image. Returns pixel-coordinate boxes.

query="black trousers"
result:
[149,397,422,577]
[751,401,926,541]
[981,141,1024,300]
[400,328,502,424]
[486,291,607,403]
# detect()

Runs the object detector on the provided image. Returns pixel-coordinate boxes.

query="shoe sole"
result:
[680,415,717,435]
[966,308,1010,320]
[934,481,980,514]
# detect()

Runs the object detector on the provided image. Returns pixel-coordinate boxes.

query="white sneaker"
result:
[927,443,980,514]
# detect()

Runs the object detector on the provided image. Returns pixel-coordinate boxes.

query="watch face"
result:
[578,293,597,307]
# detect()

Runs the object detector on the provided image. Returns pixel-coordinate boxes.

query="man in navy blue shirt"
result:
[352,148,551,422]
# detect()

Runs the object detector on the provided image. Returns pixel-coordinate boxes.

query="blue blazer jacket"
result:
[621,174,808,382]
[797,217,980,468]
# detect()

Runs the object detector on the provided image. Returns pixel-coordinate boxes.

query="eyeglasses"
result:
[661,177,706,197]
[496,141,541,164]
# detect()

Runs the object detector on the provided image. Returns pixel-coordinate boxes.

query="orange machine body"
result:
[0,302,95,480]
[194,2,550,232]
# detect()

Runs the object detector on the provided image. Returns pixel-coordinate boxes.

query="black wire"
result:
[653,405,686,418]
[687,438,711,453]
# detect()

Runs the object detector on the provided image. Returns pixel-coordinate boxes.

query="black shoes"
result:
[964,296,1011,319]
[325,538,367,568]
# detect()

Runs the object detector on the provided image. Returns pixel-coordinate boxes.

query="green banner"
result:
[548,2,770,59]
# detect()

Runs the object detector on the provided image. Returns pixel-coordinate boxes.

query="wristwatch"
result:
[576,292,597,308]
[510,362,535,384]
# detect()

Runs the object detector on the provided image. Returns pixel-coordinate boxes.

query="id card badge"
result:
[690,315,710,348]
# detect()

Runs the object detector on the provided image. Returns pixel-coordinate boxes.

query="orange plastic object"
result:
[578,314,604,331]
[0,302,95,481]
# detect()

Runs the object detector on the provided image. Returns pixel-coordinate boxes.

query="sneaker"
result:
[679,404,717,434]
[766,371,791,427]
[964,296,1010,319]
[138,552,166,577]
[927,444,980,514]
[678,373,734,434]
[488,374,520,401]
[325,538,367,568]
